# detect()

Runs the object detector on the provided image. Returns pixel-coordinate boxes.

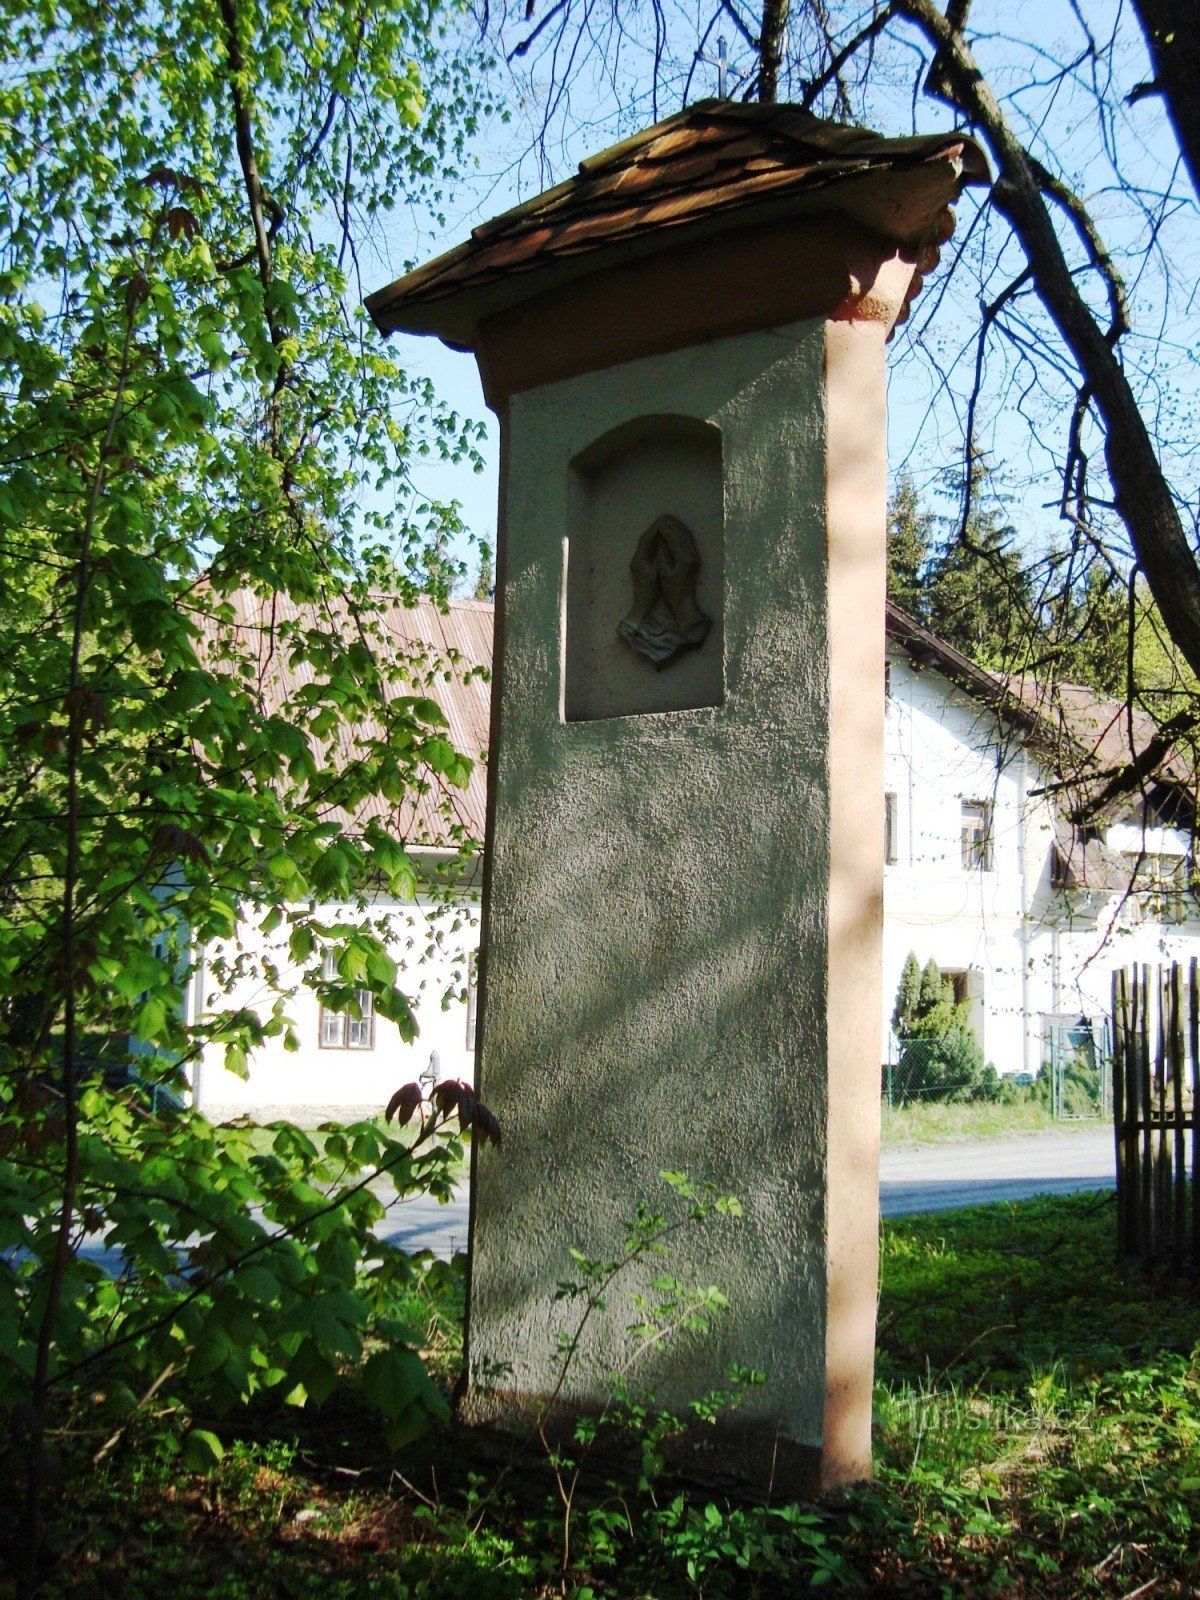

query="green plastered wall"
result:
[467,317,870,1470]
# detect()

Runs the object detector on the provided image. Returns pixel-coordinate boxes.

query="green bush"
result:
[892,954,990,1102]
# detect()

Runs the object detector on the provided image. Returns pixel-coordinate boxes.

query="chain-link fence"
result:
[882,1018,1111,1115]
[881,1036,989,1107]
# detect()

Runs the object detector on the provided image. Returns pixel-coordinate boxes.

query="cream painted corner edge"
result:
[821,317,889,1488]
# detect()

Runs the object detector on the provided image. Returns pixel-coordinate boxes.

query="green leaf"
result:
[236,1265,282,1306]
[181,1430,225,1472]
[360,1346,426,1419]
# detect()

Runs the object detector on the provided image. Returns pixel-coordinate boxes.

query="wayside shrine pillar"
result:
[368,102,985,1493]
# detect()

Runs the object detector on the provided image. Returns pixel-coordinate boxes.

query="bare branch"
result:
[718,0,758,52]
[1126,79,1160,107]
[895,0,1200,690]
[508,0,570,61]
[960,267,1033,543]
[801,4,897,112]
[1025,153,1130,339]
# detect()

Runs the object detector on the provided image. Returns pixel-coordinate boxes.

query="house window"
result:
[1131,854,1189,924]
[318,950,376,1050]
[961,800,993,871]
[884,792,898,864]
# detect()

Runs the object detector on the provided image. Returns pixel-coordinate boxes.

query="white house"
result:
[195,595,492,1121]
[882,603,1198,1076]
[195,595,1199,1117]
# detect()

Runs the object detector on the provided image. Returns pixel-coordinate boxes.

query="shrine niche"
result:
[564,414,723,723]
[618,514,711,667]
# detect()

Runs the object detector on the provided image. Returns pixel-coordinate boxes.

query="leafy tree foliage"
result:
[1046,569,1199,713]
[1042,564,1130,699]
[0,0,493,1582]
[885,473,1195,713]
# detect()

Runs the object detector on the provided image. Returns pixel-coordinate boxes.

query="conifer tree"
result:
[917,957,947,1024]
[887,474,934,620]
[471,548,496,602]
[891,950,923,1037]
[924,466,1036,669]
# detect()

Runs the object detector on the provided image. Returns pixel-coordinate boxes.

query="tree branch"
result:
[801,4,896,112]
[215,0,283,359]
[758,0,790,103]
[1025,153,1129,340]
[895,0,1200,691]
[508,0,569,61]
[718,0,758,52]
[1071,712,1199,822]
[1130,0,1200,201]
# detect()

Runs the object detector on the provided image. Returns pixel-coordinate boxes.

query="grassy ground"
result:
[5,1190,1197,1598]
[233,1097,1086,1154]
[879,1099,1095,1146]
[235,1099,1074,1154]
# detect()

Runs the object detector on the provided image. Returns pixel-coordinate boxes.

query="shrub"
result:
[891,954,988,1102]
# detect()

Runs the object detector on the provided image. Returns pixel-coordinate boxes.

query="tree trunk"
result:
[758,0,790,102]
[896,0,1200,689]
[1131,0,1200,202]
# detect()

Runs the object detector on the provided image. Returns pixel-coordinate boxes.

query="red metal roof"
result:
[205,591,1190,862]
[207,590,493,851]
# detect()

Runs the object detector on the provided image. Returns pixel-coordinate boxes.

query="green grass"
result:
[5,1193,1198,1598]
[871,1191,1200,1595]
[880,1097,1081,1145]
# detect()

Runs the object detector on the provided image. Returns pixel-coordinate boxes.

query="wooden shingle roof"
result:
[367,100,988,346]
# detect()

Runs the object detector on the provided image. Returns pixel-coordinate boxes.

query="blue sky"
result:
[365,1,1197,590]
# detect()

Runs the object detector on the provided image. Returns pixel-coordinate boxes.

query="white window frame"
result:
[961,799,993,872]
[318,949,376,1051]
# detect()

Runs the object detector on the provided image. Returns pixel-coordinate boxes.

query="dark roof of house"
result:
[884,599,1197,887]
[885,599,1193,794]
[367,100,988,345]
[884,600,1047,742]
[1004,676,1193,791]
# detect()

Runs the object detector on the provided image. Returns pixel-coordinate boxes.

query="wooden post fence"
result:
[1111,962,1200,1268]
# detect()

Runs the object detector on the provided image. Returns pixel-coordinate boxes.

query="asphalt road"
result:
[376,1125,1118,1258]
[878,1125,1115,1216]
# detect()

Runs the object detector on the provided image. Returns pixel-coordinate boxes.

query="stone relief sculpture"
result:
[617,514,712,667]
